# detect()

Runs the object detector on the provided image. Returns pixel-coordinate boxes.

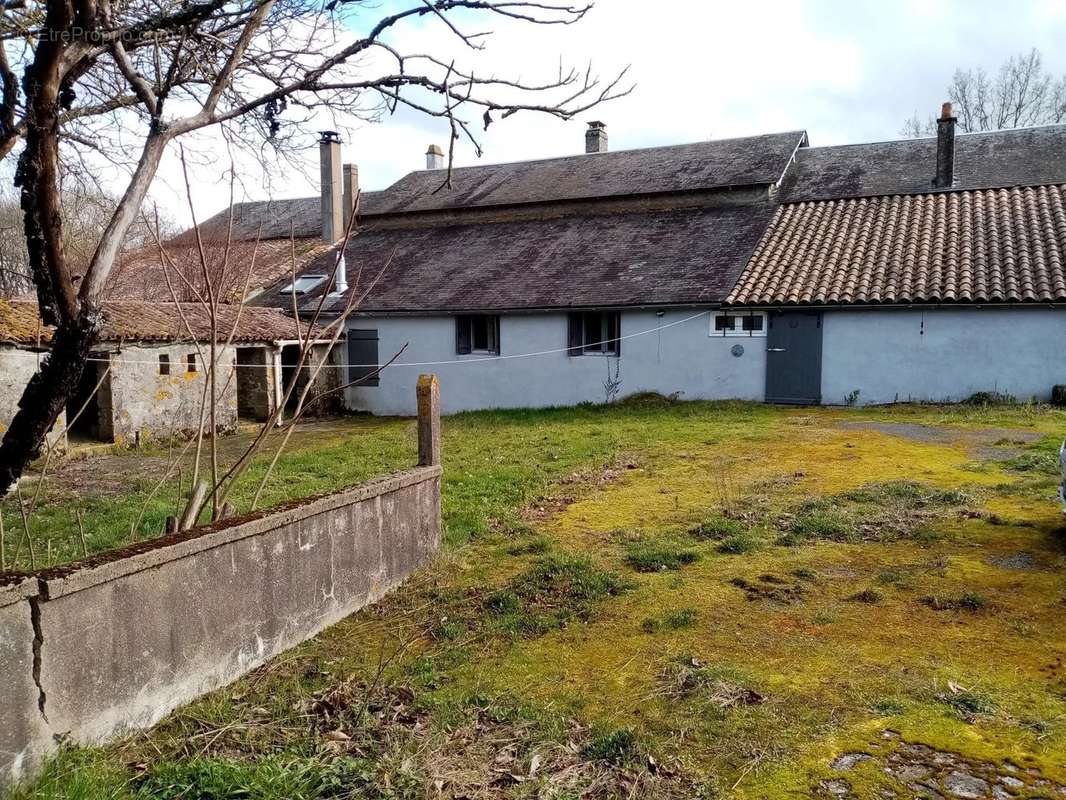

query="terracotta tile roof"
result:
[257,203,777,313]
[777,124,1066,203]
[727,184,1066,307]
[0,300,332,346]
[0,300,50,346]
[105,239,333,302]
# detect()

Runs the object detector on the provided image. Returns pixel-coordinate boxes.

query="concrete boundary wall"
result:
[1,375,445,789]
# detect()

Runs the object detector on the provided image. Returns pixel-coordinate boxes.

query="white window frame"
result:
[280,274,327,295]
[710,310,766,338]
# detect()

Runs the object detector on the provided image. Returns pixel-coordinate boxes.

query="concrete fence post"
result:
[417,374,441,466]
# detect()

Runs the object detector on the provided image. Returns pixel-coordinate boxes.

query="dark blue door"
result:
[765,311,823,404]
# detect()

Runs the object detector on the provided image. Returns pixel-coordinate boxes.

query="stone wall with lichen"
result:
[106,343,239,445]
[0,345,66,448]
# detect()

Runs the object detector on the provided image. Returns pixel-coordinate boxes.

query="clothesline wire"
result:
[3,309,754,370]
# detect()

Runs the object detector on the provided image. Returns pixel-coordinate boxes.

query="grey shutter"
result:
[347,329,380,386]
[492,315,501,355]
[567,313,583,357]
[611,312,621,356]
[456,316,472,354]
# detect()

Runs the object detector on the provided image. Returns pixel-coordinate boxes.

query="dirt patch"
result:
[988,551,1040,571]
[304,684,697,800]
[522,454,641,524]
[821,729,1066,799]
[729,574,806,604]
[27,418,357,499]
[651,656,764,707]
[837,422,1042,460]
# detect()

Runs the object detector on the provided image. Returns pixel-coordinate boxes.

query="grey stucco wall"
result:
[108,344,239,444]
[1,466,441,788]
[0,578,45,787]
[821,307,1066,405]
[0,347,65,447]
[345,308,766,415]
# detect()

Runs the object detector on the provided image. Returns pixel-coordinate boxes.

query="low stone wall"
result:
[0,375,444,789]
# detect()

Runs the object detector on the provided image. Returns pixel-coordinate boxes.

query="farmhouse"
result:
[219,110,1066,414]
[0,300,336,446]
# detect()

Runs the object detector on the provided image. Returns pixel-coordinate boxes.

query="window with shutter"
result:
[455,315,500,355]
[347,329,380,386]
[567,312,620,356]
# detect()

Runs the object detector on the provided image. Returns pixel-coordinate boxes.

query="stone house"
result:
[207,111,1066,413]
[0,300,336,447]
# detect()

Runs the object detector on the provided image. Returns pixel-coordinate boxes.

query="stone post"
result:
[417,374,441,466]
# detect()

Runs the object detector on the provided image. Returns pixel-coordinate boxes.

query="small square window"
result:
[568,311,620,356]
[186,353,198,373]
[456,315,500,355]
[742,314,764,333]
[714,314,737,333]
[711,311,766,338]
[158,354,170,376]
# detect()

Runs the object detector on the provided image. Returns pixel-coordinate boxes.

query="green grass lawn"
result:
[8,398,1066,799]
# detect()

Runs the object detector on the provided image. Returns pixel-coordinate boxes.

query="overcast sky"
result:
[150,0,1066,227]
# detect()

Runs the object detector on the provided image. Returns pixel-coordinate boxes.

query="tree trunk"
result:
[0,314,100,497]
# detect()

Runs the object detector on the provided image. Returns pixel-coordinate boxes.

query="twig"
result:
[75,509,89,558]
[12,483,35,570]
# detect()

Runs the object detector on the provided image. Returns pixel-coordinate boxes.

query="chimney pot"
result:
[319,131,343,243]
[933,102,957,189]
[425,144,445,170]
[585,120,608,154]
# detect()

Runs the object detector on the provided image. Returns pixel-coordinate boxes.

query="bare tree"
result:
[902,48,1066,137]
[0,0,630,497]
[0,182,170,297]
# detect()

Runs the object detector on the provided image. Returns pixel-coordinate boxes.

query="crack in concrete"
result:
[28,592,47,722]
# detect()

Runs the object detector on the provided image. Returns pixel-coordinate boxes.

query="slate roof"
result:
[273,204,778,313]
[366,132,807,214]
[192,196,375,240]
[726,184,1066,306]
[0,300,331,346]
[777,124,1066,203]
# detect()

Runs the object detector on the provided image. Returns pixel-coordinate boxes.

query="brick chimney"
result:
[426,144,445,170]
[319,131,343,243]
[585,121,608,153]
[934,102,956,189]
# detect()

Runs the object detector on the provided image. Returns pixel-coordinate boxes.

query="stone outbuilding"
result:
[0,300,339,447]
